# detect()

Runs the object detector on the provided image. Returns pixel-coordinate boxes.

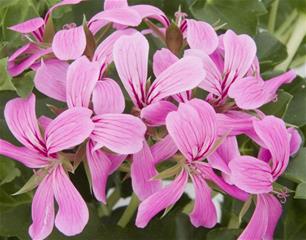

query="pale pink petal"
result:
[91,114,146,154]
[29,174,54,240]
[92,78,125,114]
[93,29,136,65]
[288,127,302,156]
[38,116,52,130]
[189,174,217,228]
[223,30,256,79]
[186,19,218,55]
[89,8,141,34]
[113,32,148,108]
[263,193,282,240]
[52,26,86,60]
[86,141,111,203]
[140,100,177,126]
[45,107,94,154]
[135,169,188,228]
[104,0,128,9]
[238,194,269,240]
[131,5,169,27]
[207,136,239,174]
[131,141,161,201]
[34,60,69,102]
[151,135,178,164]
[4,94,45,153]
[229,156,273,194]
[152,48,178,77]
[147,56,205,104]
[8,43,52,76]
[184,49,222,96]
[9,17,44,34]
[0,139,47,168]
[166,99,216,161]
[264,70,296,94]
[253,116,290,179]
[66,56,100,108]
[107,153,127,174]
[53,165,89,236]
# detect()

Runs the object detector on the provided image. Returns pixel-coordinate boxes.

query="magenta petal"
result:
[288,127,302,156]
[0,139,47,168]
[253,116,290,179]
[53,165,89,236]
[152,48,178,77]
[45,107,94,154]
[238,194,269,240]
[4,94,46,153]
[186,19,218,55]
[52,26,86,60]
[107,153,127,174]
[9,17,44,34]
[86,141,111,203]
[229,156,273,194]
[131,5,169,27]
[38,116,52,130]
[189,174,217,228]
[113,32,148,108]
[151,135,178,164]
[147,56,205,104]
[29,174,54,240]
[140,100,177,126]
[8,43,51,77]
[92,78,125,114]
[34,60,69,102]
[131,142,161,201]
[91,114,146,154]
[135,169,188,228]
[66,56,100,108]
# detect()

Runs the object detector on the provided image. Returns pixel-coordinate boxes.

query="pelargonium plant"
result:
[1,0,306,239]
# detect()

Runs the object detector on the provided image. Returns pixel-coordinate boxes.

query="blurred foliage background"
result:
[0,0,306,239]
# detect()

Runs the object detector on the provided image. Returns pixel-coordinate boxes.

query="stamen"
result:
[275,187,290,204]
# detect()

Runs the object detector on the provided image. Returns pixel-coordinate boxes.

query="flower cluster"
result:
[0,0,302,239]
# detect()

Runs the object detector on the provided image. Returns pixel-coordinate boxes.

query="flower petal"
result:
[45,107,94,154]
[152,48,178,77]
[104,0,128,9]
[53,165,89,236]
[86,141,111,203]
[4,94,45,152]
[135,169,188,228]
[91,114,146,154]
[46,0,83,20]
[166,99,216,161]
[189,174,217,228]
[0,139,47,168]
[29,174,54,240]
[52,26,86,61]
[113,32,148,108]
[131,141,161,201]
[229,156,273,194]
[288,127,302,156]
[151,135,178,164]
[131,5,169,27]
[140,100,177,126]
[186,19,218,55]
[9,17,44,34]
[34,60,69,102]
[92,78,125,114]
[147,56,205,104]
[66,56,100,108]
[253,116,290,179]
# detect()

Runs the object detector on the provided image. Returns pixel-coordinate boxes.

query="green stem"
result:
[117,193,139,228]
[268,0,279,33]
[276,13,306,71]
[275,9,298,38]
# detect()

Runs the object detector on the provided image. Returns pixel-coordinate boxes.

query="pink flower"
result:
[0,94,94,239]
[135,99,248,228]
[7,0,82,76]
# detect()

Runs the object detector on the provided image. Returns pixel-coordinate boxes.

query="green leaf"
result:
[285,147,306,182]
[260,89,293,118]
[254,31,288,70]
[190,0,267,36]
[294,182,306,199]
[283,77,306,126]
[0,157,20,185]
[0,58,15,91]
[11,71,34,98]
[207,228,242,240]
